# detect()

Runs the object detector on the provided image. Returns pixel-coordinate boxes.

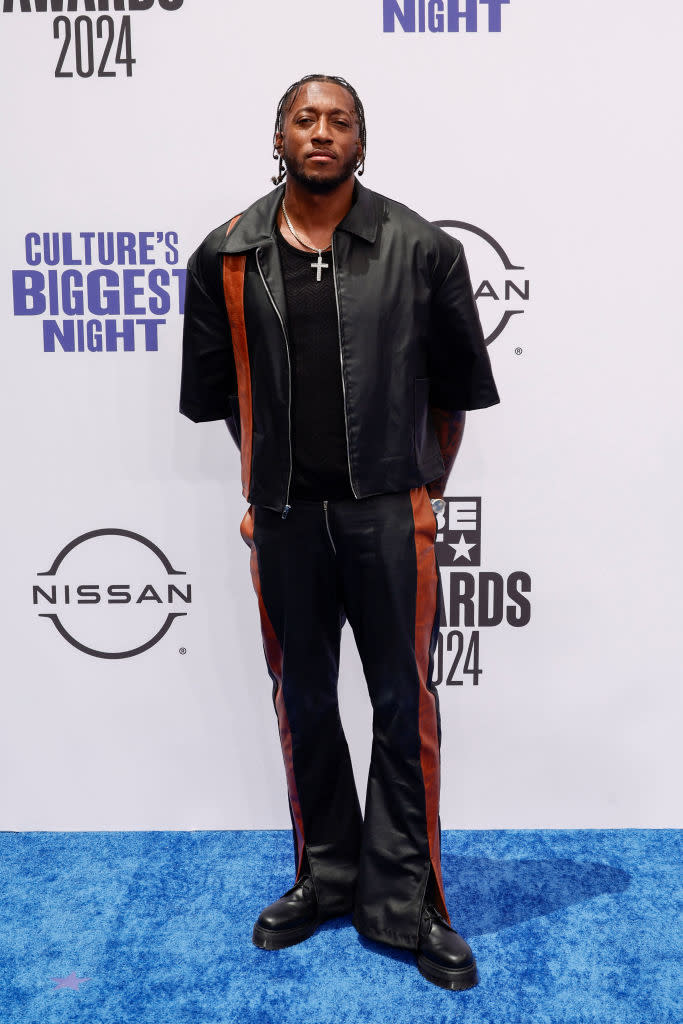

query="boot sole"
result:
[417,953,479,991]
[252,918,322,950]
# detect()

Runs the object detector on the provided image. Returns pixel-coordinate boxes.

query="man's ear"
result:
[274,131,284,156]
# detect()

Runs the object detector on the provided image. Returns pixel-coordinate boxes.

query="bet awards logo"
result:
[383,0,510,33]
[1,1,184,80]
[11,230,186,353]
[433,221,529,346]
[33,529,191,659]
[431,498,531,686]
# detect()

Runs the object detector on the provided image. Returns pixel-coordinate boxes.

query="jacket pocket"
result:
[414,377,444,469]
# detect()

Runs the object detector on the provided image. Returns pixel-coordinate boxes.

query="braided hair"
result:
[271,74,367,185]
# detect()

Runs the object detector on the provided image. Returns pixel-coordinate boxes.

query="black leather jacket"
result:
[179,178,500,516]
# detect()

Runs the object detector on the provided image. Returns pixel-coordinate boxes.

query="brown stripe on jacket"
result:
[222,214,253,500]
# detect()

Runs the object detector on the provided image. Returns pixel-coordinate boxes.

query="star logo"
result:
[52,972,90,991]
[435,497,481,567]
[449,533,476,562]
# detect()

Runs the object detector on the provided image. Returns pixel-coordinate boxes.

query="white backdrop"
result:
[1,0,680,830]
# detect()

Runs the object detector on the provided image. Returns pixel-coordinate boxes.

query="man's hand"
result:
[426,408,466,499]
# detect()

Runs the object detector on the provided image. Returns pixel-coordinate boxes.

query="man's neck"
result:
[280,176,356,240]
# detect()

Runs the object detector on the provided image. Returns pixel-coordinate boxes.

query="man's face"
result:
[275,80,363,194]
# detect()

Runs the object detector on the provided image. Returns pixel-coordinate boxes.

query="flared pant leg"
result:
[329,485,450,951]
[240,498,363,918]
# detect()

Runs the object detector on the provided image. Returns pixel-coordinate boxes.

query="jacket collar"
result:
[218,177,379,253]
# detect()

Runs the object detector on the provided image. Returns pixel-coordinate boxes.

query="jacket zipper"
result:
[330,236,359,499]
[322,499,336,554]
[255,246,293,519]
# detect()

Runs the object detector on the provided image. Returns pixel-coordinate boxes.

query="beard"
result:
[282,145,358,195]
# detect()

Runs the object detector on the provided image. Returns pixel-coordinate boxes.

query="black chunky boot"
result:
[416,904,479,990]
[252,875,322,950]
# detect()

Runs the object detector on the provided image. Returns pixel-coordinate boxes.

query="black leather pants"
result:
[239,484,450,951]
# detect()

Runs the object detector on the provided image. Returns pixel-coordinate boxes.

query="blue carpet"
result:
[0,829,680,1023]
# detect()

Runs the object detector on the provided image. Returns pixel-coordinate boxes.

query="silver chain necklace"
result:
[281,198,332,283]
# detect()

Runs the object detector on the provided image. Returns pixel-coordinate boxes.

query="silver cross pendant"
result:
[311,251,329,282]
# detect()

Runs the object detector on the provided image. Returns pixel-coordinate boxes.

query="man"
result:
[179,74,500,991]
